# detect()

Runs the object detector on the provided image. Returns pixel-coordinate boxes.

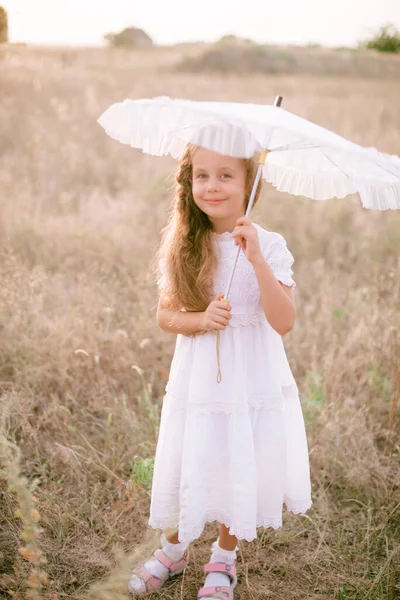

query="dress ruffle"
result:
[149,321,312,543]
[149,380,312,543]
[149,501,312,544]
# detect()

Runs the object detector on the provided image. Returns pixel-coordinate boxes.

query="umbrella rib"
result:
[271,141,320,153]
[168,113,243,135]
[320,148,400,185]
[318,148,356,184]
[360,155,400,180]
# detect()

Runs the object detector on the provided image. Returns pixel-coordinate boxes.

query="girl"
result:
[129,144,312,599]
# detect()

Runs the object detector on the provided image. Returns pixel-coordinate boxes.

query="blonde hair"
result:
[154,144,262,312]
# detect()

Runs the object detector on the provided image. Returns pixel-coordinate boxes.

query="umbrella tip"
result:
[274,95,283,107]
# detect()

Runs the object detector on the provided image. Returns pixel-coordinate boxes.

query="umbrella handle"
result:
[223,93,282,301]
[223,158,266,300]
[215,95,283,383]
[215,157,266,384]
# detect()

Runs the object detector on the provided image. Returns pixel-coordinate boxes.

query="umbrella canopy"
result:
[98,96,400,210]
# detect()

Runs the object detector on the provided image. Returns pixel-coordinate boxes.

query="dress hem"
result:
[148,498,312,543]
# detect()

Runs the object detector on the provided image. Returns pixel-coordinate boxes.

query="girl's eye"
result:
[197,173,207,179]
[221,173,231,179]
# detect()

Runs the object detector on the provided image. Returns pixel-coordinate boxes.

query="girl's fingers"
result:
[214,320,228,329]
[232,225,256,244]
[213,309,231,319]
[208,296,231,330]
[236,217,252,227]
[210,311,229,325]
[233,224,251,235]
[215,301,231,310]
[214,308,231,319]
[215,318,229,328]
[215,313,230,325]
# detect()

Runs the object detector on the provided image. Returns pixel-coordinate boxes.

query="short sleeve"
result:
[264,233,296,289]
[157,257,167,290]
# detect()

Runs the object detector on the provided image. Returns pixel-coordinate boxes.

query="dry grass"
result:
[0,44,399,600]
[176,42,400,78]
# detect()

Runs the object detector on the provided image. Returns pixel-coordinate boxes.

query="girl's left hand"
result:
[231,217,263,265]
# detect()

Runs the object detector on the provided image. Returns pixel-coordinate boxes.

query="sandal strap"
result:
[204,561,236,580]
[198,585,231,599]
[153,547,190,572]
[134,565,163,591]
[153,548,175,570]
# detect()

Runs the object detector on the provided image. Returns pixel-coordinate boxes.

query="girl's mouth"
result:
[205,199,225,205]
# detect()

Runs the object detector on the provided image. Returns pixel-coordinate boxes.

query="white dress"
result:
[149,222,312,543]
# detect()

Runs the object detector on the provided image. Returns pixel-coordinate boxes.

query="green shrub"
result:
[0,6,8,43]
[361,24,400,53]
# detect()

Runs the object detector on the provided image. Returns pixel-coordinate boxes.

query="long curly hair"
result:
[154,144,262,312]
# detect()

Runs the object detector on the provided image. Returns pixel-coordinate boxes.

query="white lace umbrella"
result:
[98,95,400,208]
[98,94,400,296]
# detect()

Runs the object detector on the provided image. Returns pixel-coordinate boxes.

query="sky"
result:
[3,0,400,48]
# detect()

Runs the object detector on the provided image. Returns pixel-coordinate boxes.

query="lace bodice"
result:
[158,223,296,327]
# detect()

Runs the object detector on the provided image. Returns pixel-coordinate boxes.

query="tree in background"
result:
[0,6,8,43]
[360,23,400,53]
[104,27,153,49]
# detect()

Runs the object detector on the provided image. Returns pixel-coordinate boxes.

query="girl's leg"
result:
[165,528,180,544]
[167,525,238,549]
[218,523,238,550]
[129,529,189,595]
[199,524,238,597]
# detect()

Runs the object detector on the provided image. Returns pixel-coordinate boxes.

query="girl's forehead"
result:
[192,147,243,169]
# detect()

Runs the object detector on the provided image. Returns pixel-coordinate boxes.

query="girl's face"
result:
[191,147,247,232]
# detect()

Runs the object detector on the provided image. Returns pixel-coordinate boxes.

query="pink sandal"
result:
[128,534,190,596]
[197,561,238,600]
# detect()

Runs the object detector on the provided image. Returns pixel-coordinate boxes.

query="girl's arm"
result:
[157,293,231,335]
[252,255,296,336]
[157,299,206,335]
[231,217,296,336]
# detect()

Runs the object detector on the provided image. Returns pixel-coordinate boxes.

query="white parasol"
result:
[98,95,400,210]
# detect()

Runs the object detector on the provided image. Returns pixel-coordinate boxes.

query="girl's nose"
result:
[207,179,219,192]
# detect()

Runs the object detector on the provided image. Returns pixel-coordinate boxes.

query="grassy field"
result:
[0,43,399,600]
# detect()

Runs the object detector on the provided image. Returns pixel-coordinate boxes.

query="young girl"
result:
[129,144,312,599]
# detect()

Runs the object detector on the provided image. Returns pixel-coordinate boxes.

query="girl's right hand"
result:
[201,293,232,331]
